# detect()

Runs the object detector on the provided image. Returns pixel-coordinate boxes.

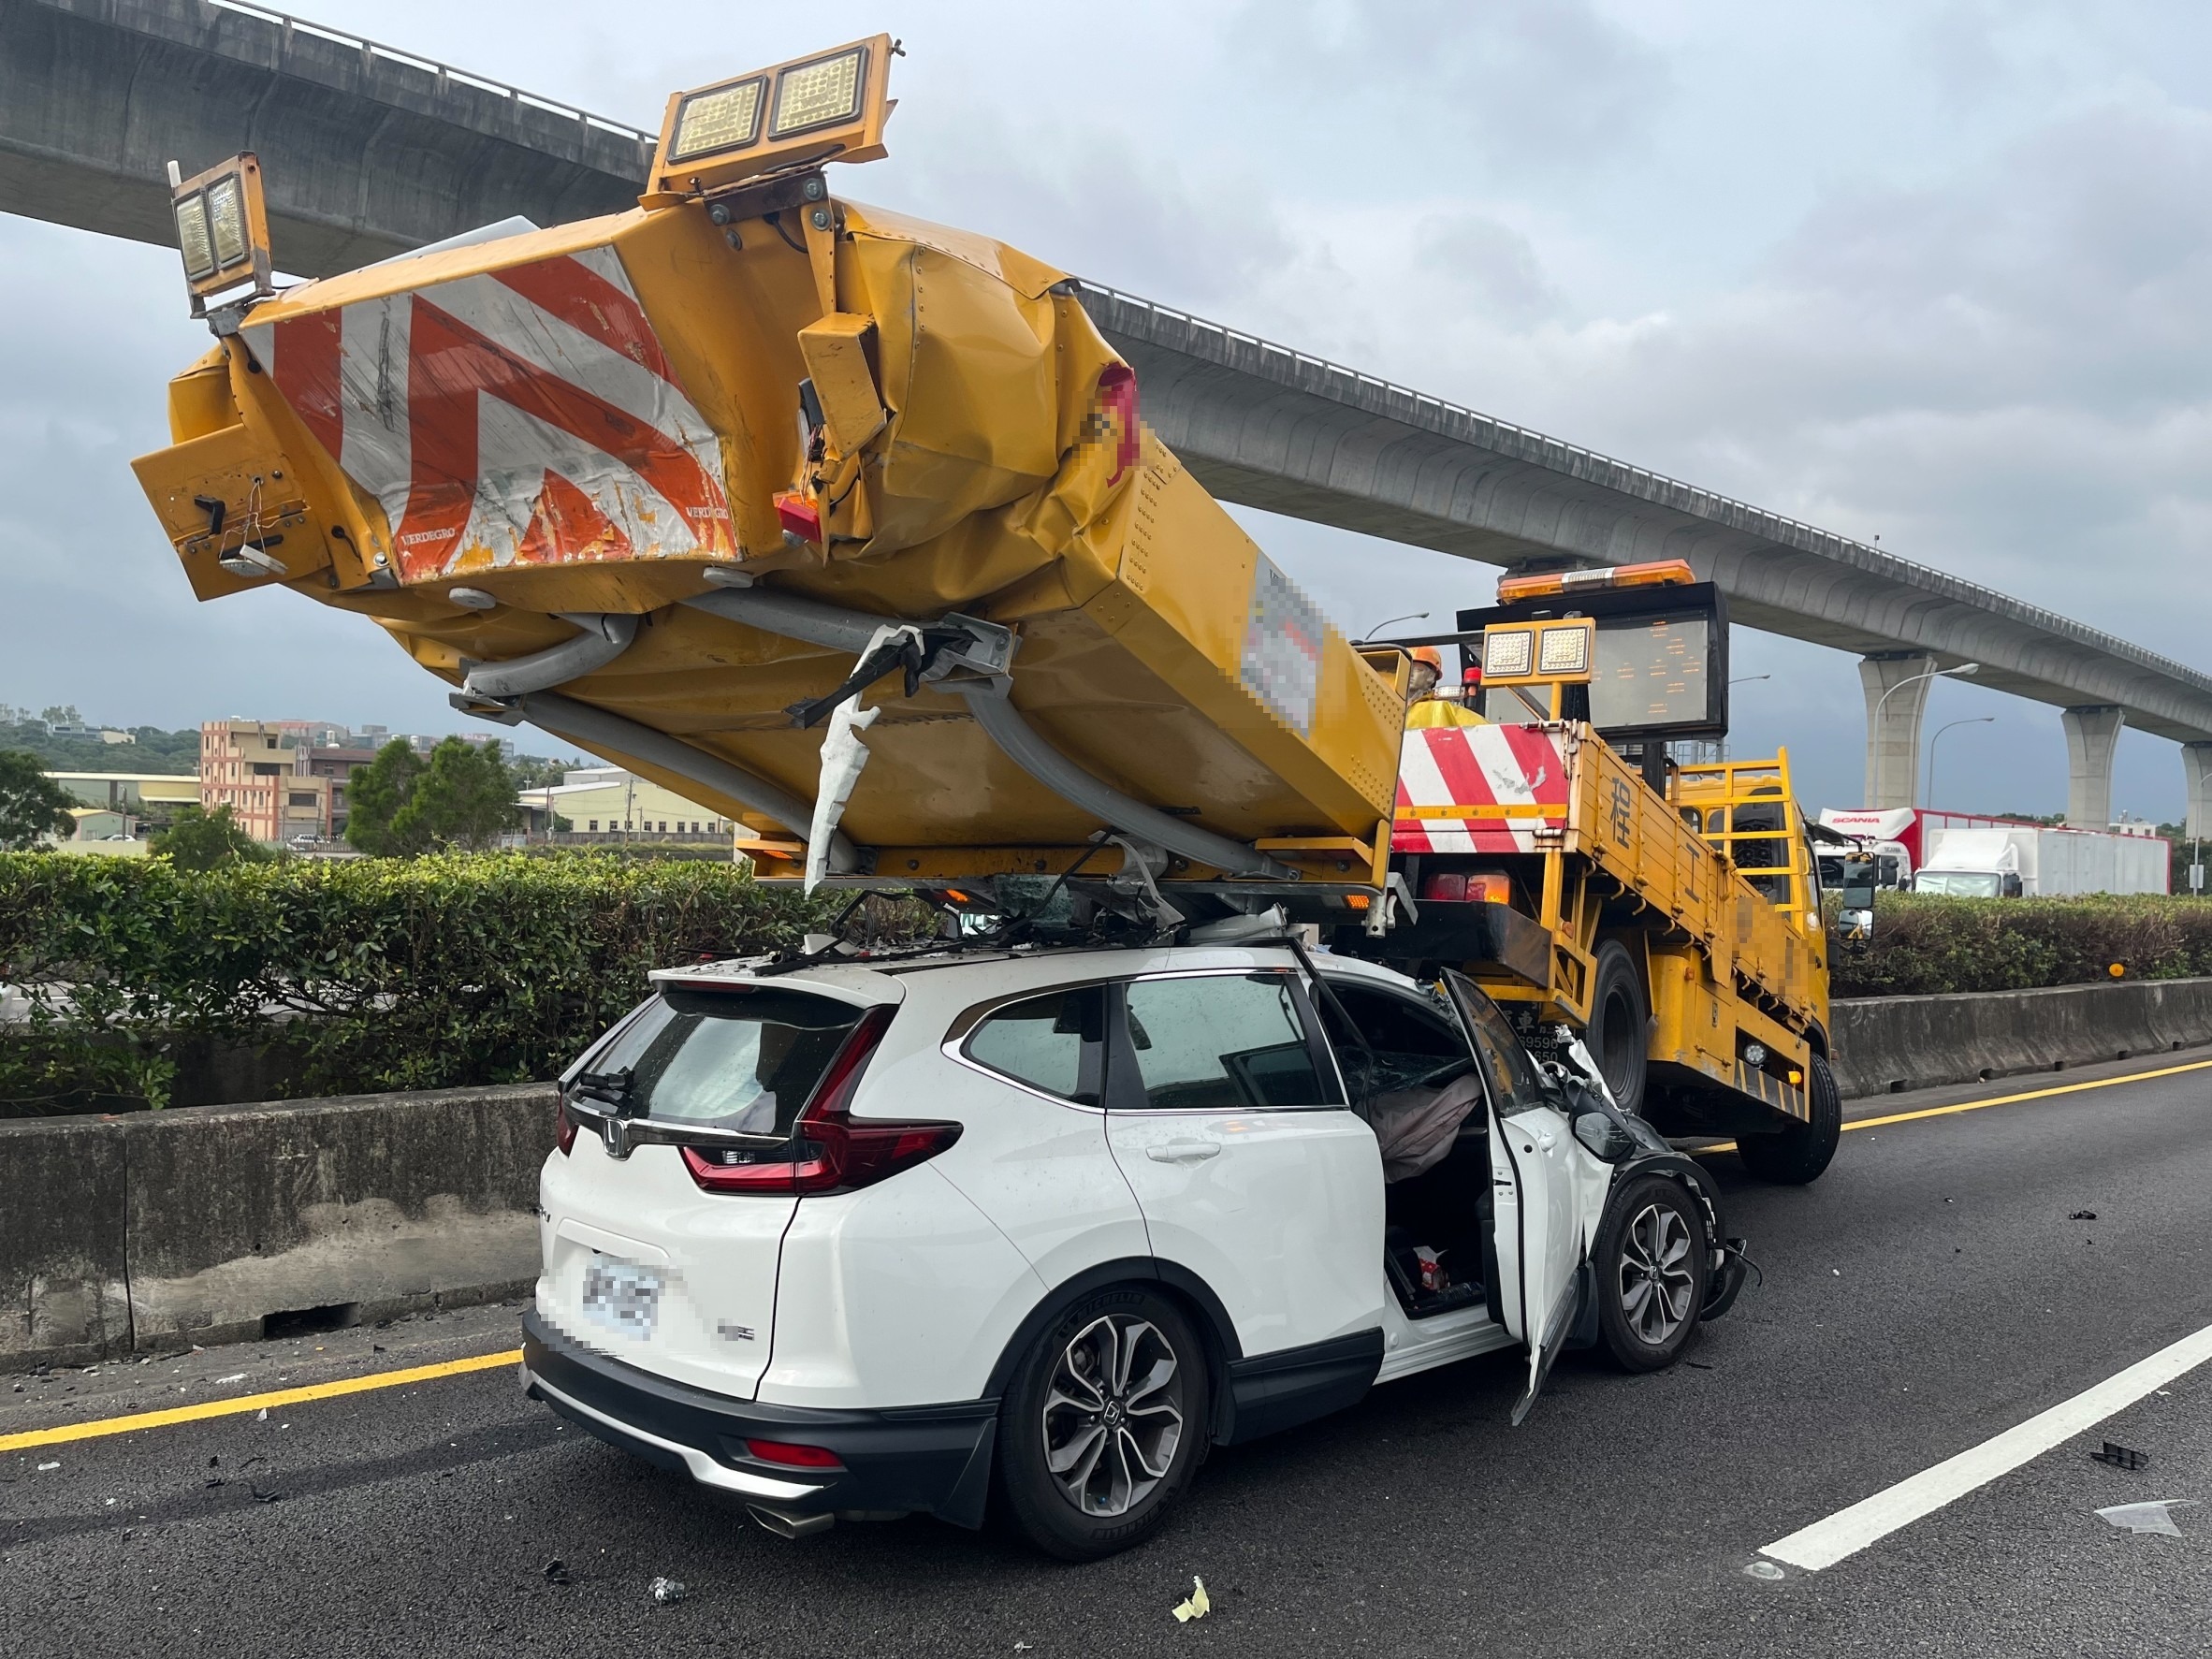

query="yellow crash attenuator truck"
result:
[1375,562,1839,1183]
[133,36,1402,924]
[130,37,1831,1181]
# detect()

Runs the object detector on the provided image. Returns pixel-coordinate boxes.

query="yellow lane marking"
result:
[1698,1055,2212,1156]
[0,1347,523,1454]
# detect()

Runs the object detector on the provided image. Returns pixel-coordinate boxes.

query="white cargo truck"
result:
[1913,822,2170,897]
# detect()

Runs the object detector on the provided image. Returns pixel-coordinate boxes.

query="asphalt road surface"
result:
[6,1053,2210,1658]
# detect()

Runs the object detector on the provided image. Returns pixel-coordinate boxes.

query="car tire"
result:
[1593,1174,1710,1373]
[997,1287,1210,1562]
[1587,940,1650,1116]
[1737,1052,1842,1185]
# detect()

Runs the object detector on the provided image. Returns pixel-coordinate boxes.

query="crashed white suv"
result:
[521,941,1745,1560]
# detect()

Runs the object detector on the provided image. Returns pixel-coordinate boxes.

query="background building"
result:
[515,767,737,842]
[48,772,202,814]
[198,720,330,844]
[301,746,381,835]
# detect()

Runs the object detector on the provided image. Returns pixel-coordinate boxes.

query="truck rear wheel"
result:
[1737,1052,1841,1184]
[1588,940,1649,1115]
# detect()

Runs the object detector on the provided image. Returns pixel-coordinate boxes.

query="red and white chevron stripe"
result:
[1393,724,1570,854]
[244,244,734,582]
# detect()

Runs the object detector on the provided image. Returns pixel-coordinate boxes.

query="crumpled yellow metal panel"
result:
[129,182,1403,879]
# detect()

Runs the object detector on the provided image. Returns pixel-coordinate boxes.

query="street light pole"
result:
[1925,716,1996,808]
[1357,610,1430,643]
[1870,662,1981,804]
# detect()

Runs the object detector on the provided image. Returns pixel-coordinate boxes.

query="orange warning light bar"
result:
[1497,559,1695,604]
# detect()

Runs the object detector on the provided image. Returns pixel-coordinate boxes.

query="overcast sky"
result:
[6,0,2209,819]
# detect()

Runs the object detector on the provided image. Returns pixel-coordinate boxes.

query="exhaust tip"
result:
[747,1505,835,1540]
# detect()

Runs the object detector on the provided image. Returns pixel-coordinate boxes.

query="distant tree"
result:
[151,804,276,870]
[39,705,80,727]
[0,720,198,775]
[345,740,429,857]
[347,736,520,856]
[0,749,77,850]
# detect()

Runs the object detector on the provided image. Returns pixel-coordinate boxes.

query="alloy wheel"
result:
[1617,1202,1695,1346]
[1041,1314,1186,1517]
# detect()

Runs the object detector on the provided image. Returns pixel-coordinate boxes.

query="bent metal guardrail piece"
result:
[460,613,637,699]
[472,690,856,871]
[680,585,1295,880]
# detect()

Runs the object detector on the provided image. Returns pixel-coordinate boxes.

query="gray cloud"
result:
[2,0,2208,823]
[1247,0,1671,174]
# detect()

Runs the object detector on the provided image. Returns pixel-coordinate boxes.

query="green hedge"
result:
[0,852,841,1115]
[1830,894,2212,997]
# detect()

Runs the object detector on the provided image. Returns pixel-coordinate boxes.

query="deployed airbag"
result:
[1366,1073,1485,1183]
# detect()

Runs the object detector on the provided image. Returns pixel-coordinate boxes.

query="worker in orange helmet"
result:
[1405,645,1487,729]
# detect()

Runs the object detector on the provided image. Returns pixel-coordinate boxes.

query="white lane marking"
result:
[1761,1318,2212,1572]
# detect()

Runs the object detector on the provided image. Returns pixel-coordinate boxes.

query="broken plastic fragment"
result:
[2070,1211,2097,1221]
[804,691,881,893]
[36,1462,58,1472]
[649,1577,689,1605]
[1743,1560,1785,1580]
[544,1560,572,1585]
[2091,1442,2148,1471]
[2096,1499,2195,1535]
[216,1373,247,1385]
[256,1407,268,1421]
[1172,1577,1210,1623]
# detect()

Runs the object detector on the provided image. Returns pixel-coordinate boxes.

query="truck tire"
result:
[1737,1052,1841,1184]
[1593,1174,1710,1372]
[1587,940,1650,1116]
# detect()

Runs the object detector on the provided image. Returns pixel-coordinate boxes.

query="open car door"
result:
[1441,970,1581,1424]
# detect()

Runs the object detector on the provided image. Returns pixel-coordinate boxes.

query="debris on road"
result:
[2070,1211,2098,1221]
[216,1373,247,1385]
[1743,1560,1785,1580]
[36,1462,58,1472]
[2096,1499,2195,1536]
[255,1408,268,1421]
[543,1560,572,1586]
[1172,1577,1210,1623]
[2092,1442,2148,1471]
[648,1577,688,1605]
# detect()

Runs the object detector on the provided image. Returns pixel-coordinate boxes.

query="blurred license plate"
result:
[581,1259,662,1339]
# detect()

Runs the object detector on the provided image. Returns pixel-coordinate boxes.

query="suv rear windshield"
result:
[578,987,867,1134]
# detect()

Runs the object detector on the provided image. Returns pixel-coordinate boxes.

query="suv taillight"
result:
[555,1096,577,1156]
[681,1005,962,1196]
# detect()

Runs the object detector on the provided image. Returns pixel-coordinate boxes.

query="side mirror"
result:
[1572,1108,1636,1163]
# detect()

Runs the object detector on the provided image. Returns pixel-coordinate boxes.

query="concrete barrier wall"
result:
[1831,976,2212,1098]
[2,1083,555,1370]
[11,977,2212,1368]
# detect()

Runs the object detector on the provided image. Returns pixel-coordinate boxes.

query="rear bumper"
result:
[520,1310,999,1527]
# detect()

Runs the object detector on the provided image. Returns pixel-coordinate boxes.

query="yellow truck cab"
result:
[1369,562,1840,1183]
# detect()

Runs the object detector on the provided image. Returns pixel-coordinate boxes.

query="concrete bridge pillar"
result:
[2183,745,2212,840]
[2062,706,2124,828]
[1858,653,1937,809]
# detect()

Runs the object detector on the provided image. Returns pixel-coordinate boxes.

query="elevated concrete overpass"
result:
[7,0,2209,832]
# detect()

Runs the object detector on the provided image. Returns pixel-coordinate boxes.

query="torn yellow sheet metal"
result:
[132,151,1403,882]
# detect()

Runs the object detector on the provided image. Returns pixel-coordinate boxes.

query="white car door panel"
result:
[931,982,1152,1288]
[1106,971,1386,1360]
[1442,971,1583,1422]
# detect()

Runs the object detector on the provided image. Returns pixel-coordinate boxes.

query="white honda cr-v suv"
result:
[520,938,1746,1560]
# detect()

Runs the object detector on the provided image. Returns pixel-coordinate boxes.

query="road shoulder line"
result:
[0,1347,522,1454]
